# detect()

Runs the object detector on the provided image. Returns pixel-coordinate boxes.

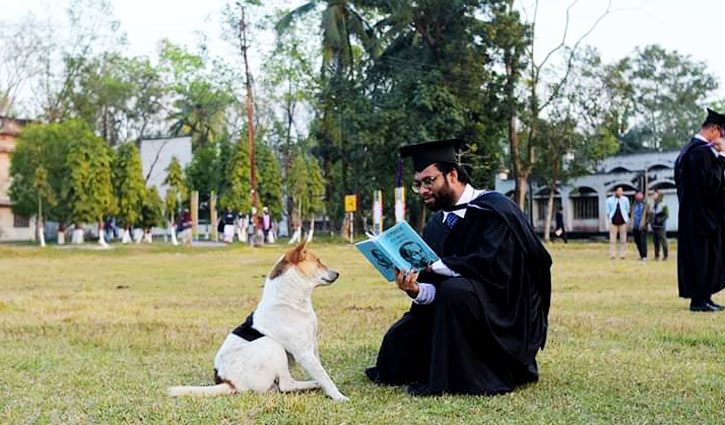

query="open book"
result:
[355,221,439,281]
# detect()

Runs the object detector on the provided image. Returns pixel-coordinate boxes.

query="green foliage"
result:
[277,0,377,77]
[139,186,164,229]
[626,45,718,150]
[67,53,166,145]
[288,153,325,221]
[111,142,145,228]
[160,41,235,148]
[66,124,115,225]
[185,144,221,203]
[256,141,284,221]
[10,120,86,228]
[220,140,254,213]
[163,156,187,222]
[32,166,56,211]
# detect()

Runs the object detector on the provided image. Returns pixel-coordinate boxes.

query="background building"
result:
[0,116,36,242]
[139,136,192,201]
[496,151,679,234]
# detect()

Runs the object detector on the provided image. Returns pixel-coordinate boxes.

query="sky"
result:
[3,0,725,102]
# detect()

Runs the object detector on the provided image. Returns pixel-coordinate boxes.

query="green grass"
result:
[0,240,723,424]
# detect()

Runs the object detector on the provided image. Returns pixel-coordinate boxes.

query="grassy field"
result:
[0,240,723,424]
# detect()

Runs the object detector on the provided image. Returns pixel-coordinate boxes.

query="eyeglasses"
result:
[411,173,442,193]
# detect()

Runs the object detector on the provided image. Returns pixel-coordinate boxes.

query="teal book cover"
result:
[355,221,439,282]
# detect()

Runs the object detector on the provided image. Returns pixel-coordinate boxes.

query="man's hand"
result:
[394,268,419,298]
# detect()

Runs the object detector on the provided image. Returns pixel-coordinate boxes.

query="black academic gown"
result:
[674,138,725,300]
[367,192,552,395]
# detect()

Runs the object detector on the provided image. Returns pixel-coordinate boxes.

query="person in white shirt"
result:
[605,186,630,259]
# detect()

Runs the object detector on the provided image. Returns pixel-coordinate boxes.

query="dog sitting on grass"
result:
[168,241,348,401]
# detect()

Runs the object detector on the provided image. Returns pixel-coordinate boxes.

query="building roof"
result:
[0,116,30,137]
[595,150,678,174]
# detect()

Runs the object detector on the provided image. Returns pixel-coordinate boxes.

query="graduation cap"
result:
[703,108,725,127]
[399,139,464,172]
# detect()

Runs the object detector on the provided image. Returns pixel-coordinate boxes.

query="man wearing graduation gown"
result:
[674,108,725,312]
[365,139,552,396]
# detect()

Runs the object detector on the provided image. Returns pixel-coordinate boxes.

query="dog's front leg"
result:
[294,351,348,402]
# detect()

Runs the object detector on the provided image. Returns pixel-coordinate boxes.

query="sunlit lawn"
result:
[0,239,723,424]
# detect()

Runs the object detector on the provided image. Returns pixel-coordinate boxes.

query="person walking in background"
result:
[262,207,272,243]
[674,108,725,312]
[606,186,630,259]
[650,189,669,261]
[222,209,235,243]
[178,208,192,246]
[630,191,650,261]
[553,207,567,243]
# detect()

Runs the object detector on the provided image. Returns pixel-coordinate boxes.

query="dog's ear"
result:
[288,240,308,263]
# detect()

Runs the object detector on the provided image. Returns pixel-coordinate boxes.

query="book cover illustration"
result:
[355,221,439,281]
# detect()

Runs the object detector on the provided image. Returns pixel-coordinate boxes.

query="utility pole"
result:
[239,5,259,231]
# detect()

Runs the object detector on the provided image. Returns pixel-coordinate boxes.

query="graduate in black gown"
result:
[365,139,552,396]
[674,108,725,312]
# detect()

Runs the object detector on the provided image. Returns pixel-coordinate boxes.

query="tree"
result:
[533,47,619,241]
[9,120,87,244]
[33,0,126,122]
[256,141,284,221]
[354,0,509,227]
[112,142,146,243]
[277,0,377,231]
[68,54,166,145]
[163,156,188,245]
[66,125,115,245]
[186,143,222,206]
[139,186,164,243]
[288,153,325,238]
[0,14,44,115]
[32,166,56,247]
[276,0,376,78]
[625,45,718,151]
[220,139,254,214]
[160,41,235,148]
[499,0,612,210]
[262,11,318,184]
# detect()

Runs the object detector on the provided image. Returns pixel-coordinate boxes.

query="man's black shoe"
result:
[690,301,721,312]
[706,299,724,311]
[407,382,441,397]
[365,367,380,383]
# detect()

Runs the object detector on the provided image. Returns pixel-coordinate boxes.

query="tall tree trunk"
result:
[37,198,45,247]
[72,224,84,244]
[543,162,559,242]
[307,214,315,242]
[122,225,132,244]
[505,49,527,211]
[57,222,66,245]
[98,221,108,247]
[168,219,178,246]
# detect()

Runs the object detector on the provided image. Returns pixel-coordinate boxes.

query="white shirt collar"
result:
[442,184,484,222]
[694,133,724,157]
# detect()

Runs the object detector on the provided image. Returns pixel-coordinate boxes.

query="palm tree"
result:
[277,1,377,232]
[276,0,377,78]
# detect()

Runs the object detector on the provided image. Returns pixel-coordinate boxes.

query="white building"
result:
[139,136,192,201]
[495,151,679,233]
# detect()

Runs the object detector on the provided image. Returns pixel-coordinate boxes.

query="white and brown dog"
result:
[168,241,348,401]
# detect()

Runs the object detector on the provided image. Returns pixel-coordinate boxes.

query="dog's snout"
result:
[328,270,339,282]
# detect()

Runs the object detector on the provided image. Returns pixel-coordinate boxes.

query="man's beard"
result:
[424,180,458,211]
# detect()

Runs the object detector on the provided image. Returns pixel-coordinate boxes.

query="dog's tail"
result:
[167,383,234,397]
